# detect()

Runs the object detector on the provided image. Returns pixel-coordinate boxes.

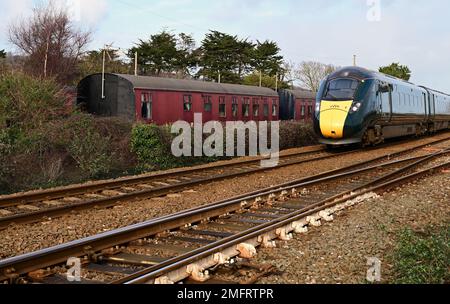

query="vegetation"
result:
[8,3,90,84]
[392,226,449,284]
[295,61,338,92]
[379,63,412,81]
[0,50,6,59]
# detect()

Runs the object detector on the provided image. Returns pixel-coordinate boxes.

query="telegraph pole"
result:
[134,52,138,76]
[353,55,357,67]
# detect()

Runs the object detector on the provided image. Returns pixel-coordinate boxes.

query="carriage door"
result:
[378,81,392,122]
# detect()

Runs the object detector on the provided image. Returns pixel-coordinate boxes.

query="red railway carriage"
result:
[279,89,316,122]
[77,73,280,124]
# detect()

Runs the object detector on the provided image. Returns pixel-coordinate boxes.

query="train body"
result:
[77,73,280,125]
[279,89,316,122]
[313,67,450,146]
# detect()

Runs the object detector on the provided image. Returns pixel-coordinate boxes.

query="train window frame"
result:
[203,95,212,112]
[253,103,260,117]
[232,97,239,118]
[272,99,278,117]
[243,98,250,117]
[219,96,226,118]
[183,95,192,112]
[141,92,152,120]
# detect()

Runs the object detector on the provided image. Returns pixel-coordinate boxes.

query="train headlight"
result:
[351,102,362,113]
[315,102,321,113]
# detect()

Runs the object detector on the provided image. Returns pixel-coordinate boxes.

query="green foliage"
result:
[65,115,114,178]
[129,30,197,77]
[0,50,6,59]
[279,121,317,149]
[77,49,131,83]
[131,124,176,170]
[393,227,449,284]
[0,72,65,130]
[251,40,283,76]
[242,72,290,90]
[379,63,412,81]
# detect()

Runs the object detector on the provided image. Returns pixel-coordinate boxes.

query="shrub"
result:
[393,227,449,284]
[131,124,176,170]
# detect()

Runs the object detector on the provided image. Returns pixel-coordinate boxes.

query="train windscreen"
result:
[323,79,360,100]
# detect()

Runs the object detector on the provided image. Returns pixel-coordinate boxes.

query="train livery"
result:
[313,67,450,146]
[77,73,280,125]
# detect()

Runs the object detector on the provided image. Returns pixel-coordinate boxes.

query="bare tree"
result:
[295,61,338,92]
[8,2,91,84]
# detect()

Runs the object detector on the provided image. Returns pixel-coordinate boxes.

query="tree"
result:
[197,31,245,83]
[129,30,197,77]
[0,50,6,59]
[8,2,91,84]
[295,61,338,92]
[251,40,283,76]
[379,63,411,81]
[78,49,131,81]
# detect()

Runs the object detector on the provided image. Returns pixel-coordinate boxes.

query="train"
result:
[76,73,315,125]
[313,67,450,146]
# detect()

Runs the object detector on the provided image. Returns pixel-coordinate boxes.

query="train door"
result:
[183,94,194,123]
[378,81,392,122]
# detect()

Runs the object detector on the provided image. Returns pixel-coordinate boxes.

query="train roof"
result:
[111,74,279,97]
[328,66,421,89]
[285,89,316,99]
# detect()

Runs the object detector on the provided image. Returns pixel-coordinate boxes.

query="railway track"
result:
[1,143,449,284]
[1,134,450,230]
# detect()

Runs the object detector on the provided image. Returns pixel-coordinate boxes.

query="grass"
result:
[392,225,449,284]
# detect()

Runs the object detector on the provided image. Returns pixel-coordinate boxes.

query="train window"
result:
[301,106,305,117]
[219,97,226,118]
[203,96,212,112]
[141,92,152,120]
[253,104,260,117]
[272,100,278,116]
[263,104,269,117]
[232,97,238,118]
[308,106,313,115]
[243,98,250,117]
[183,95,192,112]
[323,78,360,100]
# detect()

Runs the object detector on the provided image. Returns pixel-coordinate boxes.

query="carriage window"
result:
[301,106,305,117]
[141,92,152,120]
[253,101,259,117]
[219,96,226,118]
[308,106,313,115]
[243,98,250,117]
[232,97,238,117]
[183,95,192,112]
[203,96,212,112]
[272,100,278,116]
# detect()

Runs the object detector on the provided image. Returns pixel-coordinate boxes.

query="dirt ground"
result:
[254,170,450,284]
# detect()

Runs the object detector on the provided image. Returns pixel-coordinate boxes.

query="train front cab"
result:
[314,77,376,146]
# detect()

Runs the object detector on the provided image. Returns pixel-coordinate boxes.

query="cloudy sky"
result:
[0,0,449,92]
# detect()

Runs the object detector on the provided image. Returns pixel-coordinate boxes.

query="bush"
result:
[0,72,65,130]
[279,121,317,150]
[393,227,449,284]
[131,124,176,170]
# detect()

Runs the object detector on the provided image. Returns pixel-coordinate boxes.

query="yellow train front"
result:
[313,66,450,147]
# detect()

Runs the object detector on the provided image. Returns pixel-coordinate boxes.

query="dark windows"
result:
[323,78,360,100]
[253,98,259,117]
[232,97,238,118]
[183,95,192,112]
[308,105,313,115]
[141,92,152,120]
[203,96,212,112]
[219,96,226,118]
[301,106,305,117]
[272,99,278,116]
[243,98,250,117]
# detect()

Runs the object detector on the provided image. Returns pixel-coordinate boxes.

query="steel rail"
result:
[0,149,448,282]
[1,135,449,230]
[122,159,450,284]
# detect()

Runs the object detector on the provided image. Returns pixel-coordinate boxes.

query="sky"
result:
[0,0,449,92]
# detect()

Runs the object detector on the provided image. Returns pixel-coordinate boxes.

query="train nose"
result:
[319,100,353,139]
